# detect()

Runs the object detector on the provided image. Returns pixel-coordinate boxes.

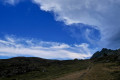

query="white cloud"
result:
[2,0,120,49]
[32,0,120,49]
[0,36,95,59]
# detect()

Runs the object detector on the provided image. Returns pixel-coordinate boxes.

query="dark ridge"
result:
[0,57,88,78]
[0,57,59,77]
[0,48,120,79]
[91,48,120,60]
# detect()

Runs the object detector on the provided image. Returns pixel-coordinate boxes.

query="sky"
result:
[0,0,120,60]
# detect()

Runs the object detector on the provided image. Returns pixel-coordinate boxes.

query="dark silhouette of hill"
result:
[0,57,62,77]
[0,48,120,80]
[0,57,90,80]
[91,48,120,61]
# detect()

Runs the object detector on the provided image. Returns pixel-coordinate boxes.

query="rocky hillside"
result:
[0,48,120,80]
[91,48,120,61]
[0,57,90,80]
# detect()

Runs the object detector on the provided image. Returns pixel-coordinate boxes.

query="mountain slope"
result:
[0,48,120,80]
[54,62,120,80]
[91,48,120,60]
[0,57,90,80]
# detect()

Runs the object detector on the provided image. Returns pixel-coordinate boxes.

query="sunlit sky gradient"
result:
[0,0,120,59]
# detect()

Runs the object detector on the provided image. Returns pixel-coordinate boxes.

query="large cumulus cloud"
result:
[1,0,120,49]
[32,0,120,49]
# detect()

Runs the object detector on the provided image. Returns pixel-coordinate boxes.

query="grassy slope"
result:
[0,58,90,80]
[82,62,120,80]
[54,62,120,80]
[0,56,120,80]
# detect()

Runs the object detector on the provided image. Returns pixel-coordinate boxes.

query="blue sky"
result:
[0,0,120,59]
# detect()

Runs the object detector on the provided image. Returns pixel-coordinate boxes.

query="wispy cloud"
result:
[32,0,120,49]
[0,36,95,59]
[2,0,120,49]
[2,0,20,5]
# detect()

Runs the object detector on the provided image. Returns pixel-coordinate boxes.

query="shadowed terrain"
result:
[0,48,120,80]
